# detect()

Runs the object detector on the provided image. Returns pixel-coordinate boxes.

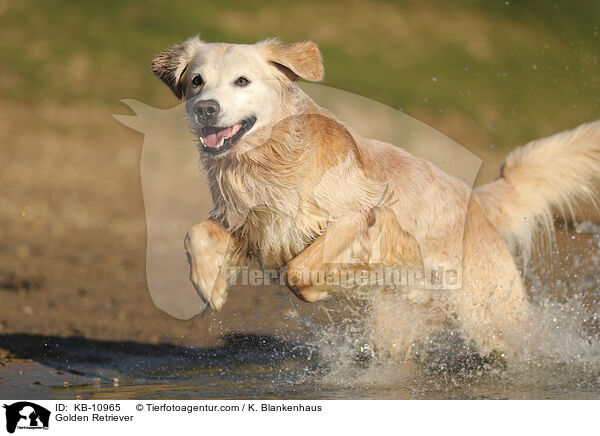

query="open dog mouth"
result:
[198,116,257,155]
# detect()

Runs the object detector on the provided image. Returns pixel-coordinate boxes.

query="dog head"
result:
[151,38,323,156]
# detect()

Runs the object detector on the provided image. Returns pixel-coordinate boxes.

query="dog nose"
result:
[193,100,220,124]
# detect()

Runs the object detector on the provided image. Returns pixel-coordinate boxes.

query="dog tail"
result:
[475,120,600,261]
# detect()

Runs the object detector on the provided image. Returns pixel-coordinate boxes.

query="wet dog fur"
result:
[152,37,600,360]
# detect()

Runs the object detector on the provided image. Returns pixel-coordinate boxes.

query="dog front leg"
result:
[285,207,423,303]
[184,220,239,310]
[285,214,367,302]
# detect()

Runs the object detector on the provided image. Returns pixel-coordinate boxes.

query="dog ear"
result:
[264,40,324,82]
[151,38,198,99]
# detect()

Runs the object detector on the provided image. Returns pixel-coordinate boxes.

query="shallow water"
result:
[4,359,600,400]
[3,228,600,400]
[2,327,600,400]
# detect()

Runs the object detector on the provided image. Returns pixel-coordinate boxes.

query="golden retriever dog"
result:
[151,37,600,361]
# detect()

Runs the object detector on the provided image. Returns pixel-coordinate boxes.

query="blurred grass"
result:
[0,0,598,150]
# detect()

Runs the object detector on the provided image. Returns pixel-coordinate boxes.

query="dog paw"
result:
[184,226,229,310]
[285,267,329,303]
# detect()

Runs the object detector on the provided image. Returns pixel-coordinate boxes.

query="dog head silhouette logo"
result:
[3,402,50,433]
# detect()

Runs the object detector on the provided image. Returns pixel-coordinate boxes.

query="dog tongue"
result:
[203,126,232,148]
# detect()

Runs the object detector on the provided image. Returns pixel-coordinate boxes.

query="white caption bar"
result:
[0,400,595,436]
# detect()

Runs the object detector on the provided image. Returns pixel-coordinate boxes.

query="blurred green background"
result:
[1,0,598,150]
[0,0,599,345]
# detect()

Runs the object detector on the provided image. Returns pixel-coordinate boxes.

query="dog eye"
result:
[235,76,250,87]
[191,75,204,87]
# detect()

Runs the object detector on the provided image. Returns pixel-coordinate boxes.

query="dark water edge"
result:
[2,333,600,400]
